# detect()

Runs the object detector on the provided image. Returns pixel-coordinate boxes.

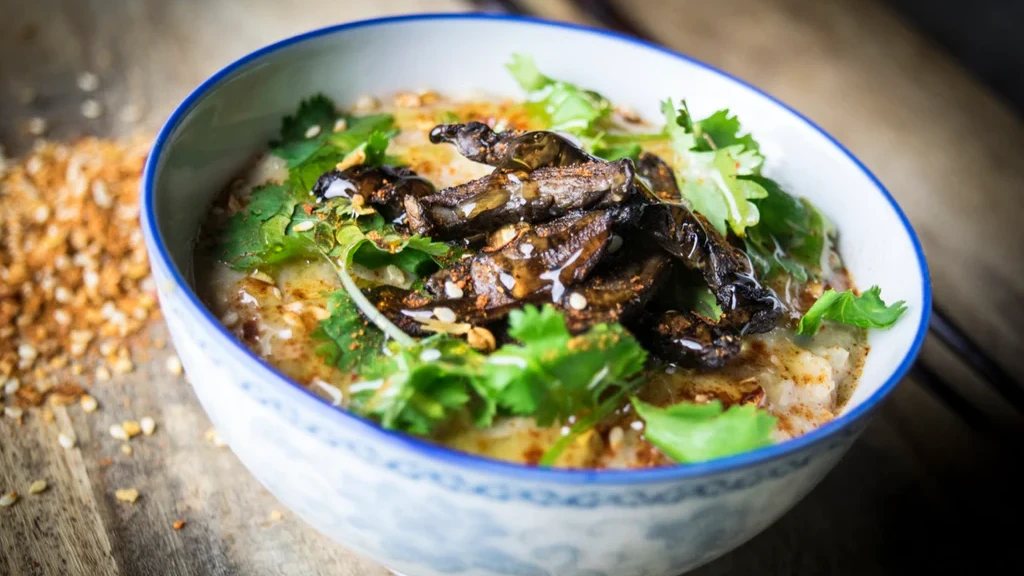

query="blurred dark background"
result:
[884,0,1024,114]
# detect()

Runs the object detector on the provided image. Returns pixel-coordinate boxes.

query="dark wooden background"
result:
[2,0,1022,574]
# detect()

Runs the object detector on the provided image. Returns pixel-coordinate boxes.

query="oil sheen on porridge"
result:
[194,92,868,469]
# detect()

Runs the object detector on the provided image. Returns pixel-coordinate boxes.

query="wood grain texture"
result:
[2,0,1023,575]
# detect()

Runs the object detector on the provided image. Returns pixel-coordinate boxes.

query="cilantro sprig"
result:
[797,286,908,335]
[631,398,777,463]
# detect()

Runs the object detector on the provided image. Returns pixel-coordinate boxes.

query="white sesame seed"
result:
[95,366,112,381]
[165,355,183,376]
[28,480,48,495]
[54,309,71,326]
[77,71,100,92]
[443,281,464,299]
[83,270,99,289]
[292,220,314,232]
[432,307,457,323]
[419,348,442,362]
[54,286,72,303]
[270,510,284,522]
[121,444,133,455]
[17,344,38,361]
[568,293,588,310]
[0,492,18,507]
[58,433,76,449]
[608,426,625,448]
[26,116,47,136]
[221,311,239,327]
[80,99,103,119]
[109,424,128,441]
[111,357,134,375]
[665,365,677,375]
[277,328,293,340]
[80,394,98,413]
[91,180,112,208]
[608,235,623,253]
[140,416,156,436]
[630,420,645,431]
[5,406,24,419]
[518,243,535,256]
[4,378,20,395]
[304,124,321,139]
[332,118,348,132]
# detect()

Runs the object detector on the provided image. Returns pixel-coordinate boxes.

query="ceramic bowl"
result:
[140,13,930,576]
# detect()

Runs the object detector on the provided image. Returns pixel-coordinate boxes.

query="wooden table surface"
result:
[2,0,1022,574]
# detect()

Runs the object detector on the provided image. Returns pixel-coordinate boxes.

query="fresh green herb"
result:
[353,335,495,434]
[693,109,762,154]
[483,305,647,426]
[538,378,643,466]
[797,286,908,336]
[214,184,317,269]
[744,176,836,282]
[506,54,612,134]
[326,221,452,280]
[592,141,643,162]
[276,94,340,146]
[631,398,777,463]
[312,290,385,373]
[435,110,461,124]
[662,99,768,237]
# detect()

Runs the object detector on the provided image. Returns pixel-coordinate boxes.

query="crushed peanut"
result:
[80,394,99,413]
[121,419,142,438]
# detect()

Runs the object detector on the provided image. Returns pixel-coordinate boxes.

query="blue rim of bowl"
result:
[140,12,932,485]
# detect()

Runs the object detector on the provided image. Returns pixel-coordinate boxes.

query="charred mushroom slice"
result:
[379,211,617,335]
[312,165,435,221]
[430,124,595,171]
[637,310,743,369]
[405,158,636,238]
[640,202,783,334]
[636,152,682,201]
[428,122,525,166]
[557,251,671,333]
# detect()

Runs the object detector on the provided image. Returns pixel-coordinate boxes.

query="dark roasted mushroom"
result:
[312,165,435,221]
[405,159,636,238]
[636,309,743,370]
[556,251,671,333]
[430,123,595,170]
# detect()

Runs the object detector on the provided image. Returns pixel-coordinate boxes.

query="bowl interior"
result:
[148,15,928,435]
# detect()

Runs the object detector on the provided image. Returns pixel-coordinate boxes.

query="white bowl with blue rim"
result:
[141,13,930,576]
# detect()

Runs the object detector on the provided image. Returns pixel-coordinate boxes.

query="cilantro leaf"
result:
[276,94,339,146]
[312,291,385,373]
[694,109,761,154]
[332,222,452,280]
[506,54,611,134]
[592,141,642,161]
[797,286,908,336]
[353,335,495,434]
[214,184,317,269]
[662,99,768,237]
[631,398,776,463]
[484,305,647,426]
[743,176,836,282]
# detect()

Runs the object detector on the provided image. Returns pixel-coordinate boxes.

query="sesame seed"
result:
[54,309,71,326]
[109,424,128,441]
[140,416,155,436]
[419,348,442,362]
[77,71,100,92]
[630,420,645,431]
[18,344,38,361]
[608,426,624,449]
[206,428,227,447]
[114,488,139,503]
[0,492,19,507]
[665,365,677,375]
[80,394,98,413]
[269,510,283,521]
[26,116,47,136]
[292,220,314,232]
[121,444,132,455]
[28,480,48,495]
[608,235,623,253]
[58,433,76,449]
[432,307,457,323]
[91,180,112,208]
[332,118,348,132]
[4,378,20,395]
[304,125,321,139]
[165,355,183,376]
[80,99,104,119]
[443,281,464,299]
[568,293,588,310]
[111,357,134,375]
